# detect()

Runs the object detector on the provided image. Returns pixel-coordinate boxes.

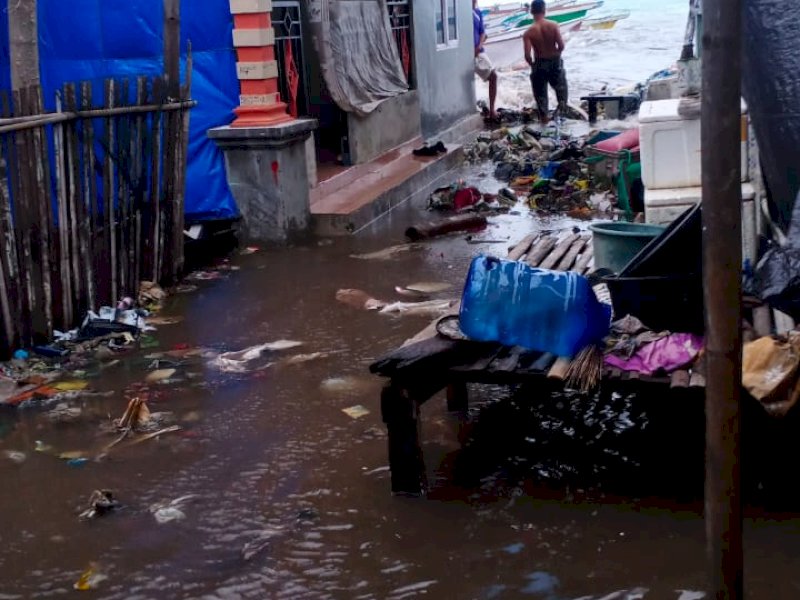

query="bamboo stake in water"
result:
[80,82,98,311]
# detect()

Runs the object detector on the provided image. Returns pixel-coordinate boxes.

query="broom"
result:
[565,345,604,393]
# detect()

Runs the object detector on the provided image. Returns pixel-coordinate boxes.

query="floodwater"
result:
[3,160,800,599]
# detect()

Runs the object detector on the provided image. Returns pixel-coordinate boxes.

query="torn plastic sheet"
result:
[743,1,800,231]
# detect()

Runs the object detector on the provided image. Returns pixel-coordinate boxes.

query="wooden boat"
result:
[485,0,603,35]
[583,10,631,30]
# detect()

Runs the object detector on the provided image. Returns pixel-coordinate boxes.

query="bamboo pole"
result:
[17,88,40,344]
[80,82,98,311]
[53,92,73,326]
[173,41,192,281]
[0,101,197,134]
[32,87,54,337]
[63,84,84,311]
[8,90,33,346]
[702,0,744,595]
[117,80,129,298]
[0,93,19,349]
[150,77,164,282]
[104,80,118,303]
[133,77,147,289]
[8,0,40,91]
[163,0,181,100]
[0,161,15,349]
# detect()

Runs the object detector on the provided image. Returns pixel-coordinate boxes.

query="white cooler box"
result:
[639,98,749,190]
[644,182,758,264]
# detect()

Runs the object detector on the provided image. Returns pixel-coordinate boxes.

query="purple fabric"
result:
[474,9,485,51]
[605,334,704,376]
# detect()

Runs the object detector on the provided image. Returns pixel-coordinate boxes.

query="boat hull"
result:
[484,20,584,68]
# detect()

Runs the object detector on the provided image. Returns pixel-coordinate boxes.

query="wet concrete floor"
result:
[2,163,800,599]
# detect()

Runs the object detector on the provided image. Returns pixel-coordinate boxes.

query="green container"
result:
[588,221,667,274]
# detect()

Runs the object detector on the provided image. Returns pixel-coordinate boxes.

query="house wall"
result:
[413,0,477,138]
[347,90,421,164]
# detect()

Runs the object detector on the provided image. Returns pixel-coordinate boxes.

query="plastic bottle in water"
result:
[459,255,612,358]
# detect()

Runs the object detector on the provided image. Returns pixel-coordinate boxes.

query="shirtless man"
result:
[523,0,568,123]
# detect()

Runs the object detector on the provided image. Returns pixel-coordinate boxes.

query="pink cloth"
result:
[605,333,703,375]
[593,128,640,153]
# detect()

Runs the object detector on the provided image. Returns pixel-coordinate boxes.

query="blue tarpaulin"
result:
[1,0,240,222]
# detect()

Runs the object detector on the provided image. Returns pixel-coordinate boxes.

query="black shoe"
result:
[413,145,438,157]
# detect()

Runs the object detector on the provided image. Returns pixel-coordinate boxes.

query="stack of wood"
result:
[507,232,594,274]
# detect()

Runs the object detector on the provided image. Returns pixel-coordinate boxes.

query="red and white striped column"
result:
[229,0,293,127]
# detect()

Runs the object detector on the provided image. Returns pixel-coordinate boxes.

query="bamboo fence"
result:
[0,72,194,356]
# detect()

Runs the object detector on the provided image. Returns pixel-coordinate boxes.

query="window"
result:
[436,0,458,48]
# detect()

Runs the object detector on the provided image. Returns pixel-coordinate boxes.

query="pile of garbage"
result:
[464,124,626,220]
[427,182,516,214]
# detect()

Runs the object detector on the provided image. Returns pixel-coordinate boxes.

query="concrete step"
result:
[310,140,464,236]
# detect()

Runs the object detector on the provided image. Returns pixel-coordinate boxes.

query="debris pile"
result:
[464,123,637,219]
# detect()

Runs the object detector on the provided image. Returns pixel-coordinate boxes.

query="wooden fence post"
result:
[8,0,40,91]
[702,0,744,596]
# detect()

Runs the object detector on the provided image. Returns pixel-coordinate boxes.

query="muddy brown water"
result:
[2,165,800,599]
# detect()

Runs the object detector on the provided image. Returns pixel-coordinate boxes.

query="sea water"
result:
[476,0,688,108]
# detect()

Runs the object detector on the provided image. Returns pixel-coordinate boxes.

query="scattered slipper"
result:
[412,141,447,157]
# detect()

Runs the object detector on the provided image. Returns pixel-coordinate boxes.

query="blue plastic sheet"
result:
[2,0,240,222]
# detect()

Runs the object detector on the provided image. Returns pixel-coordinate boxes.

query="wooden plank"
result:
[540,233,579,271]
[573,244,594,274]
[689,353,707,388]
[671,369,691,389]
[556,236,590,272]
[507,233,537,262]
[547,357,571,380]
[371,337,491,378]
[528,352,556,373]
[488,345,526,373]
[526,236,557,267]
[451,344,504,372]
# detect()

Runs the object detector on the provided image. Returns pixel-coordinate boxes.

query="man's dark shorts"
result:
[530,57,568,117]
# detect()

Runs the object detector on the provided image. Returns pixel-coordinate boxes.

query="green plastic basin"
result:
[588,221,667,274]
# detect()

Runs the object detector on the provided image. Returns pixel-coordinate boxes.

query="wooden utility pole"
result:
[164,0,181,99]
[8,0,40,90]
[701,0,744,596]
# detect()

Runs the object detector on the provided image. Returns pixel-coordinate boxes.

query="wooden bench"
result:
[369,233,705,495]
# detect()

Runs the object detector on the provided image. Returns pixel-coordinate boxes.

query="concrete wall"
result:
[413,0,477,138]
[347,91,421,164]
